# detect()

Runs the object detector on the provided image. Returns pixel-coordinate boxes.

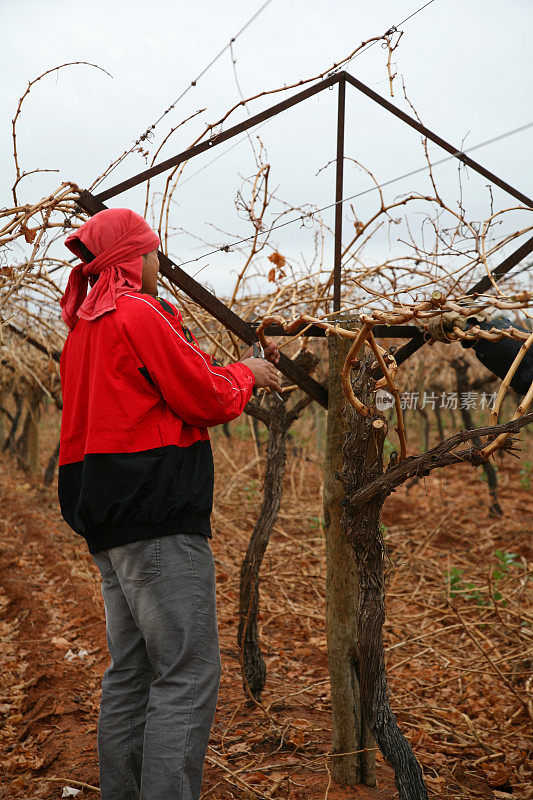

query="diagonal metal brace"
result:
[6,321,61,363]
[75,190,329,408]
[344,72,533,209]
[95,74,339,203]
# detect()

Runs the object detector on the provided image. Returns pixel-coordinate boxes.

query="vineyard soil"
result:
[0,409,531,800]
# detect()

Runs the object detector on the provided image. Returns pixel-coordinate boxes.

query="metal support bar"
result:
[75,190,329,408]
[6,322,61,363]
[466,234,533,296]
[77,65,533,392]
[96,69,533,214]
[333,76,346,312]
[249,322,419,338]
[372,232,533,379]
[95,74,339,203]
[344,72,533,209]
[375,331,426,377]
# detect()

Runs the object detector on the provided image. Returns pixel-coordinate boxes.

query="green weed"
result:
[246,479,258,500]
[519,460,532,490]
[446,550,519,606]
[383,438,396,458]
[447,566,484,603]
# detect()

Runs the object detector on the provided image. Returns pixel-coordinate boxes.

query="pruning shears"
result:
[252,341,284,401]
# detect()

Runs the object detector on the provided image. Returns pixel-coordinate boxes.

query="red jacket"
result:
[58,291,255,553]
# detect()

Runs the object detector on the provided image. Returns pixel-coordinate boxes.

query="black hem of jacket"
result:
[83,514,212,555]
[58,440,215,555]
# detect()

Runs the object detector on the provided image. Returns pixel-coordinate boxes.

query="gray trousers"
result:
[91,532,222,800]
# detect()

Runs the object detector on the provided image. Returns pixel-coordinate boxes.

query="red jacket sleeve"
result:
[118,294,255,428]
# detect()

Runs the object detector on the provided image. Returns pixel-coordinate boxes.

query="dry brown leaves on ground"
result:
[0,409,531,799]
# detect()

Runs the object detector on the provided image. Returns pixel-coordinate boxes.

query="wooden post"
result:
[323,316,376,786]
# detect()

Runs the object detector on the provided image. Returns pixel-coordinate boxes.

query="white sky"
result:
[2,0,532,297]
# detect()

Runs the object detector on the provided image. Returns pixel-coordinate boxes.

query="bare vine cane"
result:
[480,378,533,459]
[366,329,407,461]
[488,331,533,428]
[341,321,373,417]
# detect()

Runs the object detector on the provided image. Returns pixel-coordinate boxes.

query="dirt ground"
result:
[0,411,531,799]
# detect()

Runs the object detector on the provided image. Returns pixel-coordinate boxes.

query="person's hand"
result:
[240,338,280,364]
[427,308,490,343]
[241,358,282,392]
[263,339,280,365]
[427,311,466,343]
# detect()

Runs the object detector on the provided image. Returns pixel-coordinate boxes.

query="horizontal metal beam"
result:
[344,72,533,209]
[250,322,419,338]
[76,190,328,408]
[95,73,339,203]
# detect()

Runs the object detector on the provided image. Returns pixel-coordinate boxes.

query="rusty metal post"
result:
[333,76,346,313]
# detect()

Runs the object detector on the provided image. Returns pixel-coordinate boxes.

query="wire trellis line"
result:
[91,0,277,191]
[328,0,438,77]
[91,0,440,193]
[170,121,533,271]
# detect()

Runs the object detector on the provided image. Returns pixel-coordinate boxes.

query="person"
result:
[57,207,281,800]
[428,308,532,395]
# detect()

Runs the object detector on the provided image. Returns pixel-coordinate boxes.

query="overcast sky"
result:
[2,0,532,297]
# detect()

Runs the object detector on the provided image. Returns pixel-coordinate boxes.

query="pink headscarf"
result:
[60,208,160,330]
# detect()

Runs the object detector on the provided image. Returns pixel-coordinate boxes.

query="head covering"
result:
[60,208,160,330]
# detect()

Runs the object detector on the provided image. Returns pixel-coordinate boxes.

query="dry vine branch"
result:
[344,412,533,512]
[238,352,319,703]
[480,382,533,459]
[489,330,533,426]
[11,62,111,205]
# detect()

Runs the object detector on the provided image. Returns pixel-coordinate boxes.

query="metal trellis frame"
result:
[74,70,533,407]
